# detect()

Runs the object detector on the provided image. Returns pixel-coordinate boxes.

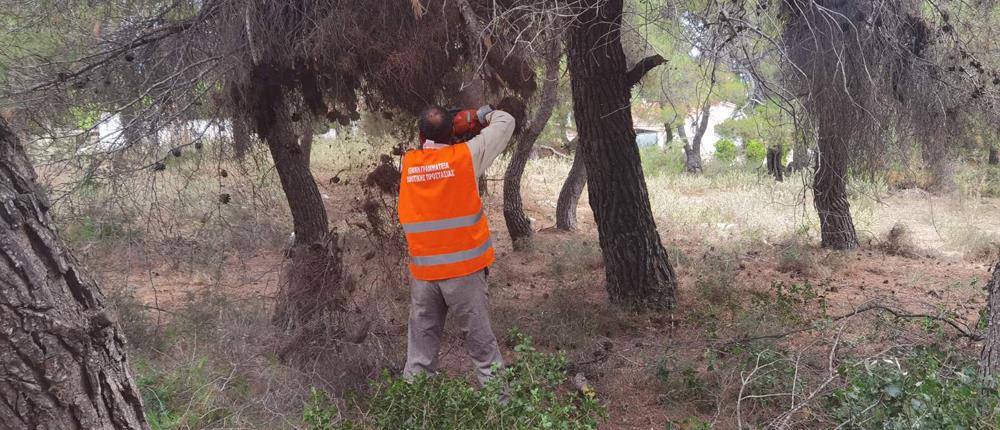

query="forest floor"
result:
[64,140,1000,429]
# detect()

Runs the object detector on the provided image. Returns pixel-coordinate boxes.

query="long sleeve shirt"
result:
[464,110,515,178]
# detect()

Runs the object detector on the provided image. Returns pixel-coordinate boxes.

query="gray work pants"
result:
[403,268,503,386]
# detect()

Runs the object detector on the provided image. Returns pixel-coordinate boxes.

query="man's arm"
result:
[466,110,515,178]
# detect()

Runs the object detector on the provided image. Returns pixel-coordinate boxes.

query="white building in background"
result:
[680,102,738,159]
[628,101,739,157]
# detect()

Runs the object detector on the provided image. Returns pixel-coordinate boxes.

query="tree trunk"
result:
[682,106,710,174]
[567,0,677,310]
[265,105,328,246]
[814,129,859,249]
[767,145,784,182]
[989,146,998,166]
[260,92,335,331]
[299,126,314,169]
[555,146,587,231]
[231,115,252,161]
[503,35,561,250]
[922,139,954,192]
[979,260,1000,387]
[0,118,148,429]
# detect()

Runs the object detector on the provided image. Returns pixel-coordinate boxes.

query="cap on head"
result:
[418,105,453,143]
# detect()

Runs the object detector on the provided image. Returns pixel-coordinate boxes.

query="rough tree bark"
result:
[0,118,149,429]
[682,107,711,174]
[979,260,1000,387]
[259,89,335,330]
[299,125,314,169]
[554,50,663,233]
[555,143,586,231]
[503,35,561,250]
[264,105,328,246]
[567,0,677,310]
[231,115,252,161]
[814,127,859,250]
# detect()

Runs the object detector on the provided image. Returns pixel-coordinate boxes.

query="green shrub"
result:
[641,146,683,177]
[335,331,607,429]
[714,139,737,164]
[826,346,1000,429]
[303,387,348,430]
[745,140,766,166]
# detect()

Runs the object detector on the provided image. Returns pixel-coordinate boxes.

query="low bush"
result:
[745,140,766,167]
[825,346,999,429]
[330,331,607,429]
[714,139,737,164]
[956,164,1000,198]
[641,145,685,177]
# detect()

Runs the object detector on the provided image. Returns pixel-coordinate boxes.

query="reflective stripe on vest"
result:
[401,210,483,234]
[411,238,492,266]
[398,143,495,280]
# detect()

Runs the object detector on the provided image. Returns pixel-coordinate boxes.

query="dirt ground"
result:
[84,151,1000,429]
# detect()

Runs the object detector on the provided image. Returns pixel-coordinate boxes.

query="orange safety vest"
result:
[398,142,494,280]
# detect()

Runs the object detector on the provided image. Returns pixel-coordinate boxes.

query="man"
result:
[398,104,515,385]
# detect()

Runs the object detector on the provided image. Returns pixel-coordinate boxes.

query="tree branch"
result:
[721,302,982,348]
[626,54,666,87]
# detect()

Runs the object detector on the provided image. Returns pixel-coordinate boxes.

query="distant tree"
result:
[0,117,148,429]
[504,30,562,250]
[555,141,587,231]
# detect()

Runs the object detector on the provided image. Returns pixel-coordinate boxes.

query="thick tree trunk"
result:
[555,146,587,231]
[814,130,859,249]
[682,107,710,174]
[567,0,677,310]
[260,93,335,331]
[979,261,1000,387]
[989,146,998,166]
[231,116,252,161]
[0,118,148,429]
[503,35,561,250]
[299,126,314,169]
[767,145,784,182]
[265,106,328,246]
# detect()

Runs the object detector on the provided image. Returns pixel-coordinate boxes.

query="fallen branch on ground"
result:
[721,302,982,348]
